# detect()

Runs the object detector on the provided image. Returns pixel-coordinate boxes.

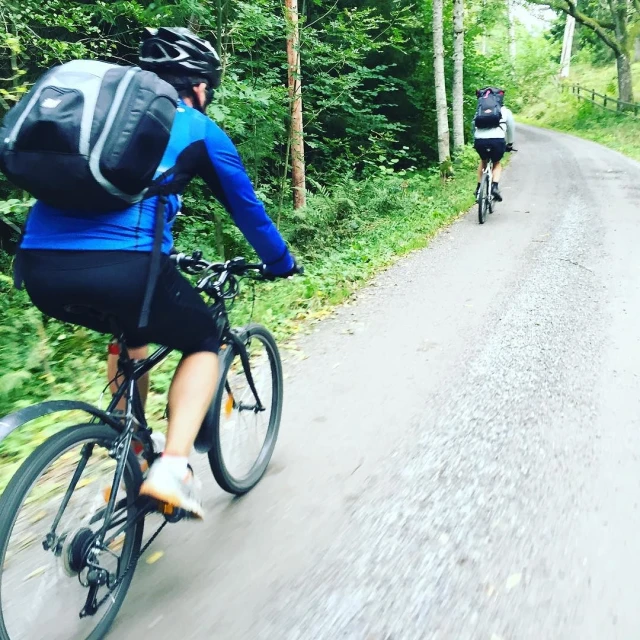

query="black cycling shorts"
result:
[474,138,506,163]
[20,250,220,355]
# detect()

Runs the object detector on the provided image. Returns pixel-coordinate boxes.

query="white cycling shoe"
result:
[139,458,204,520]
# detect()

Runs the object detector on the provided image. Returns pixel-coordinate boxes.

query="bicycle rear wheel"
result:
[208,324,283,495]
[478,174,489,224]
[0,423,144,640]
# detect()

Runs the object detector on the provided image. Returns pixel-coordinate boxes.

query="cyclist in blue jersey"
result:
[17,27,298,518]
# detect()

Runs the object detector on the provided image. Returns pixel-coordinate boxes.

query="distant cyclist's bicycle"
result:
[477,146,517,225]
[0,252,295,640]
[477,154,495,225]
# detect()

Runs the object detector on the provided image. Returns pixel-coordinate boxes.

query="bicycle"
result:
[476,146,517,225]
[0,252,293,640]
[477,155,495,225]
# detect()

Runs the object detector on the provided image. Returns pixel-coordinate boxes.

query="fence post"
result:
[604,95,607,108]
[592,90,595,101]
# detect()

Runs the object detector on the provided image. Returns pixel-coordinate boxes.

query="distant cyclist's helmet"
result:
[476,86,505,105]
[139,27,222,89]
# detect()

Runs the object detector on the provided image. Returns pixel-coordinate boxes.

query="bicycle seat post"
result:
[106,312,137,424]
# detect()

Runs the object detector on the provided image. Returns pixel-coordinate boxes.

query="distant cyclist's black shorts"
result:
[20,250,219,355]
[474,138,506,163]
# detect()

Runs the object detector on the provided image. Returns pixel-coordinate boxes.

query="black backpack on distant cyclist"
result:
[473,87,504,129]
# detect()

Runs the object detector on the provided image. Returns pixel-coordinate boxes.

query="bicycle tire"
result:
[478,173,489,224]
[208,324,283,495]
[0,423,144,640]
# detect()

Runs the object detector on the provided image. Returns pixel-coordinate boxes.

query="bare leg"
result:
[492,160,503,183]
[164,352,219,457]
[108,346,149,411]
[477,160,487,181]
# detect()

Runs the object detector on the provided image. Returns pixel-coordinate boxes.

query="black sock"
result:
[476,182,480,191]
[493,181,499,188]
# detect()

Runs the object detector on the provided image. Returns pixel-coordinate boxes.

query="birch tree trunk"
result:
[452,0,465,153]
[432,0,450,162]
[286,0,307,209]
[508,0,517,60]
[559,11,577,77]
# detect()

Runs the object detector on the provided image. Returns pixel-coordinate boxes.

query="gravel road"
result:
[107,124,640,639]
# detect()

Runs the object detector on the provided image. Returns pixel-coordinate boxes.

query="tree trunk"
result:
[286,0,306,209]
[212,0,226,258]
[559,11,577,78]
[432,0,450,162]
[452,0,465,152]
[608,0,633,105]
[616,52,634,104]
[508,0,517,60]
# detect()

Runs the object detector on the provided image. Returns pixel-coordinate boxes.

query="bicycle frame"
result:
[483,158,494,197]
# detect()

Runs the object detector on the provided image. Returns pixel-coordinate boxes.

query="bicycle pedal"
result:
[156,500,187,523]
[160,501,174,515]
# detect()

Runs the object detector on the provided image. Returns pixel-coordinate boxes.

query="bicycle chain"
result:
[92,518,168,612]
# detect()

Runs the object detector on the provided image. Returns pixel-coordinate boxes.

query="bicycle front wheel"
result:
[0,423,144,640]
[208,324,283,495]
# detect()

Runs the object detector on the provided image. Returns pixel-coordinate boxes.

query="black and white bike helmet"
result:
[139,27,222,89]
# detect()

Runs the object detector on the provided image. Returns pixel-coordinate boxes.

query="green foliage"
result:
[519,62,640,161]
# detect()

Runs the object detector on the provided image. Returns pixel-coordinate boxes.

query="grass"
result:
[518,64,640,162]
[569,61,640,99]
[0,150,479,488]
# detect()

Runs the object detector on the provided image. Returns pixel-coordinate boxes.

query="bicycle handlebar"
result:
[171,252,264,277]
[171,251,303,293]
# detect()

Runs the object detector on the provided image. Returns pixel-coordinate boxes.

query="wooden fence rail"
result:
[561,83,640,117]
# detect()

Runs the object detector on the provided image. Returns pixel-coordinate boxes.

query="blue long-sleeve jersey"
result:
[20,100,294,275]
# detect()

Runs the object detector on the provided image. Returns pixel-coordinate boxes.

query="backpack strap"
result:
[138,194,166,328]
[12,218,27,290]
[138,169,179,328]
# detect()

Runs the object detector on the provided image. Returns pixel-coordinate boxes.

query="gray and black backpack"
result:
[0,59,178,211]
[0,59,180,327]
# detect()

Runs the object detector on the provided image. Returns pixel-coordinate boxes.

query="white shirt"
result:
[474,106,515,144]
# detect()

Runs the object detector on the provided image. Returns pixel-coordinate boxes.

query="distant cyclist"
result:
[472,87,515,202]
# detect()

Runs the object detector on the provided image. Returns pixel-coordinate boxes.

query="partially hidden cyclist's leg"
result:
[108,346,150,411]
[473,139,490,198]
[490,160,503,201]
[475,159,487,197]
[489,139,506,202]
[492,160,503,184]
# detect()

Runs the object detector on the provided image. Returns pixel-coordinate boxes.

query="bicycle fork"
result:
[229,332,266,414]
